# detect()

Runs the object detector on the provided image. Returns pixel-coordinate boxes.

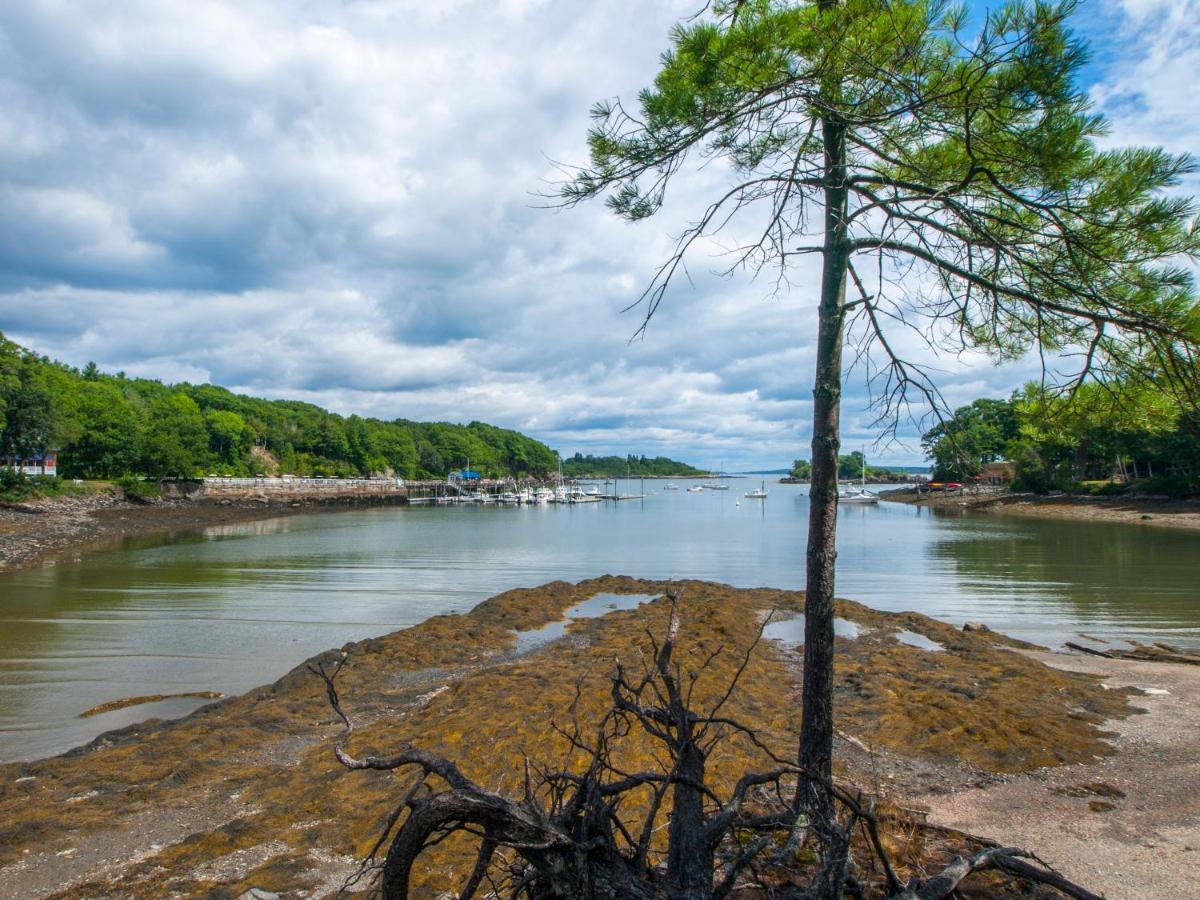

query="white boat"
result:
[704,463,730,490]
[838,448,878,504]
[664,483,679,491]
[744,480,767,499]
[837,487,878,504]
[686,485,704,493]
[533,487,554,504]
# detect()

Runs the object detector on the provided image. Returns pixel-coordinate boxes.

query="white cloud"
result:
[0,0,1193,469]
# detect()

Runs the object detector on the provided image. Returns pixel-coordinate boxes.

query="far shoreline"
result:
[879,485,1200,531]
[5,480,1198,580]
[0,488,399,576]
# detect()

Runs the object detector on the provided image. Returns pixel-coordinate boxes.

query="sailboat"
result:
[704,463,730,490]
[744,479,768,499]
[838,448,878,505]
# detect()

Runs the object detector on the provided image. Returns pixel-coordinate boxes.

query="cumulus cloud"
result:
[0,0,1192,469]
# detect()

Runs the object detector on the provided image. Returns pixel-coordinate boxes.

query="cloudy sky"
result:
[0,1,1195,469]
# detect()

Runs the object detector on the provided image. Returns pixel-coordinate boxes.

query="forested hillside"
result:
[0,334,558,479]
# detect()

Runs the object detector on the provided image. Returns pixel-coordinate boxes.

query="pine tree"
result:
[562,0,1200,805]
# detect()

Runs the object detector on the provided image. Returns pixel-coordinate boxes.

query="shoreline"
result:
[920,650,1200,899]
[879,486,1200,531]
[6,481,1197,579]
[0,488,407,576]
[0,577,1182,897]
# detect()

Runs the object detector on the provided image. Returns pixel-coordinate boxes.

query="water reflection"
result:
[0,482,1196,761]
[925,512,1200,647]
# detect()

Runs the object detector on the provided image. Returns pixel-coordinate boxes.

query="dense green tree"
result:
[921,398,1020,481]
[919,375,1200,496]
[66,382,142,477]
[142,392,211,477]
[205,409,253,466]
[0,373,55,462]
[563,0,1200,811]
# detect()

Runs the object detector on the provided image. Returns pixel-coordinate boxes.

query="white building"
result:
[5,451,57,477]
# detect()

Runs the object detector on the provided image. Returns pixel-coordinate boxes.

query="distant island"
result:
[560,453,704,478]
[783,453,917,484]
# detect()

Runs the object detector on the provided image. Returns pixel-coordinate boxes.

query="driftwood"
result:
[894,846,1104,900]
[316,588,1105,899]
[1067,640,1200,666]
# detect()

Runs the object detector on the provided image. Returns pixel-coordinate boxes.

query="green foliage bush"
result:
[0,466,30,502]
[923,387,1199,499]
[1088,481,1130,497]
[1136,475,1197,500]
[114,475,161,500]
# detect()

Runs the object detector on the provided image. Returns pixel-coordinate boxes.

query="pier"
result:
[194,476,650,506]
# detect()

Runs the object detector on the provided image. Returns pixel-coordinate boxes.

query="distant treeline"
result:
[922,383,1200,497]
[560,453,704,478]
[0,333,558,479]
[789,452,894,481]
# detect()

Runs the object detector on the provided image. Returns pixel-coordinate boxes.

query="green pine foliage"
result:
[0,333,559,481]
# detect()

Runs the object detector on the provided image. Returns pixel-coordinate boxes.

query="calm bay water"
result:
[1,482,1197,761]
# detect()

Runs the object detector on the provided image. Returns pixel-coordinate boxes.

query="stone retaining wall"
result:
[199,476,409,500]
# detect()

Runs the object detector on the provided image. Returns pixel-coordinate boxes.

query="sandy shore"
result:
[880,487,1200,531]
[919,651,1200,900]
[0,488,401,575]
[0,577,1177,898]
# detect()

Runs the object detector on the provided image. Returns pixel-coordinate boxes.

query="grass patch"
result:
[0,471,95,503]
[114,475,162,500]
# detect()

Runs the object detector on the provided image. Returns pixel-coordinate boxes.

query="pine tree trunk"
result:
[800,106,849,805]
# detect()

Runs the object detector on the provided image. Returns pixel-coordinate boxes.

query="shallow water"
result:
[761,614,862,647]
[514,592,658,651]
[1,481,1197,761]
[893,629,945,653]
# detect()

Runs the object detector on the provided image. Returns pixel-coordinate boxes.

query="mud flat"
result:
[0,577,1176,897]
[881,487,1200,532]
